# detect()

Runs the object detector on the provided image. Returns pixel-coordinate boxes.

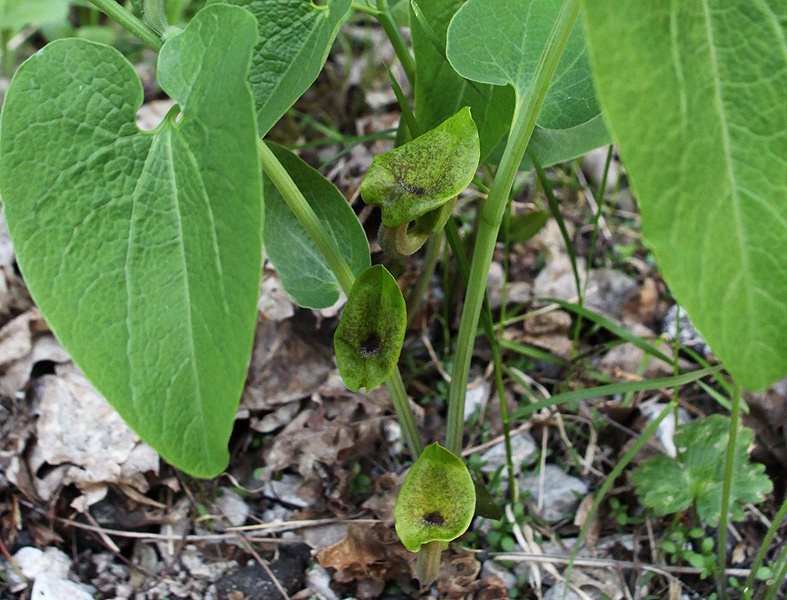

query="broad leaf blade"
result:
[334,265,406,392]
[447,0,600,130]
[0,5,262,477]
[211,0,351,136]
[263,142,370,309]
[410,0,514,160]
[395,443,475,552]
[582,1,787,390]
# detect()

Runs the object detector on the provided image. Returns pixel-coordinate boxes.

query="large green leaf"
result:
[447,0,600,130]
[263,142,370,309]
[0,0,69,30]
[0,5,262,477]
[211,0,351,136]
[410,0,514,160]
[583,1,787,391]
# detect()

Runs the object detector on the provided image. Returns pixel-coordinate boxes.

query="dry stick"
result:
[493,552,754,579]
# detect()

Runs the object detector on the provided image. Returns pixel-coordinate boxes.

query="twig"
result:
[492,551,753,578]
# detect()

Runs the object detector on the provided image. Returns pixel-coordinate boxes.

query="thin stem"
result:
[445,219,516,501]
[445,0,581,456]
[0,29,12,78]
[87,0,163,51]
[744,492,787,593]
[258,139,423,458]
[763,548,787,600]
[351,1,381,16]
[406,234,442,325]
[717,382,741,600]
[375,0,416,86]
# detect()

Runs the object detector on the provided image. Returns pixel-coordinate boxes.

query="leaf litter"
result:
[2,15,787,600]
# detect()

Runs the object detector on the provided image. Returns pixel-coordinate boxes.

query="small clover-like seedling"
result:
[394,443,476,552]
[632,415,772,527]
[361,106,479,228]
[334,265,406,392]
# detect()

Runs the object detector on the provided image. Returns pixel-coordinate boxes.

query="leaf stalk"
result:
[445,0,581,456]
[87,0,163,51]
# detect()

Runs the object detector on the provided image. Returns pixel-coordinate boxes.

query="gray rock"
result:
[262,474,309,508]
[302,523,348,550]
[213,488,250,528]
[520,465,589,522]
[306,564,340,600]
[640,403,690,458]
[479,431,538,474]
[662,304,712,356]
[31,573,95,600]
[481,560,516,590]
[582,146,620,192]
[464,381,490,421]
[544,582,594,600]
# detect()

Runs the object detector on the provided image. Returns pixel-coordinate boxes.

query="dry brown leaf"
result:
[316,523,415,584]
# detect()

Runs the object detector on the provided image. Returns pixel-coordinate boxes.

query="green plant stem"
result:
[445,0,581,456]
[717,382,741,600]
[258,139,423,458]
[375,0,416,86]
[763,548,787,600]
[0,29,12,78]
[444,219,516,501]
[87,0,163,50]
[406,233,442,324]
[744,493,787,593]
[416,540,443,585]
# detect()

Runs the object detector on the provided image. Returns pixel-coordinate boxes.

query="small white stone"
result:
[479,431,538,474]
[481,560,516,590]
[31,573,94,600]
[520,465,589,522]
[306,564,340,600]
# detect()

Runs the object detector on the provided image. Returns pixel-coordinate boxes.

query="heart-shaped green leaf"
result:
[395,443,476,552]
[263,143,370,309]
[0,5,262,477]
[334,265,406,392]
[446,0,600,130]
[410,0,515,161]
[361,107,479,227]
[210,0,351,136]
[582,0,787,391]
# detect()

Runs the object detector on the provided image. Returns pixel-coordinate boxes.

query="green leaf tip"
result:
[394,442,476,553]
[631,415,772,526]
[210,0,351,136]
[334,265,406,392]
[0,4,262,478]
[361,107,479,227]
